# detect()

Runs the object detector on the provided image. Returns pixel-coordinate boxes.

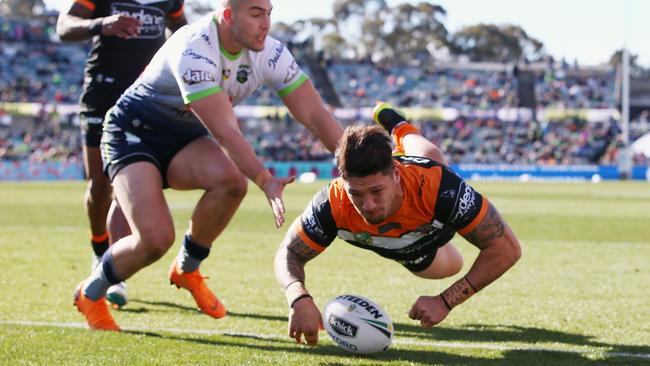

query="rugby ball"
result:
[322,294,393,354]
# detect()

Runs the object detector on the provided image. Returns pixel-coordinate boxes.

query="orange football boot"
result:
[169,260,227,319]
[73,282,120,331]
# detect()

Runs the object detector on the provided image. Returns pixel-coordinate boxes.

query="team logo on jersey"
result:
[222,69,231,80]
[236,65,250,83]
[353,231,373,245]
[284,60,300,83]
[111,3,165,39]
[183,69,215,85]
[267,44,284,70]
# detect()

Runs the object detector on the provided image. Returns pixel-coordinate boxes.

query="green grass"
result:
[0,181,649,365]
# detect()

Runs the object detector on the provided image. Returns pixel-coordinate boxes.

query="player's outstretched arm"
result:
[281,80,343,153]
[57,2,139,41]
[191,93,294,227]
[409,202,520,328]
[274,219,323,345]
[461,202,521,293]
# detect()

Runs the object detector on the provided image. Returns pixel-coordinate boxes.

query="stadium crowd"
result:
[327,62,616,110]
[4,112,648,166]
[1,15,648,167]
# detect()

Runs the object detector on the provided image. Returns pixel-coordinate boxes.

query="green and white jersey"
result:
[116,13,307,127]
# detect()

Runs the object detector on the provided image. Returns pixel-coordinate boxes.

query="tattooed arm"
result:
[274,218,324,345]
[409,202,521,328]
[461,202,521,292]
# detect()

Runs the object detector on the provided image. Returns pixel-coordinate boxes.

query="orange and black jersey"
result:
[75,0,185,92]
[297,155,489,272]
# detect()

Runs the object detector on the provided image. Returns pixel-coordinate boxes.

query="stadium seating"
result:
[0,15,648,169]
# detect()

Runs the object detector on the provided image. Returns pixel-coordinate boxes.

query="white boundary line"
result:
[1,320,648,360]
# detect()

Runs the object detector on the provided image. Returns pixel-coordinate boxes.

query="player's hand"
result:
[100,14,140,39]
[288,296,323,346]
[261,176,295,228]
[408,295,450,328]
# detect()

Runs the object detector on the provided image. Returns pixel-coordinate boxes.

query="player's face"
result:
[344,167,403,225]
[231,0,272,52]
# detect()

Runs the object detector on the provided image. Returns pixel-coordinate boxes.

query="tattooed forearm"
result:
[464,203,506,249]
[275,230,320,289]
[286,231,320,262]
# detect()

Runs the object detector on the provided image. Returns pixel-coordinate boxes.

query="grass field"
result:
[0,180,649,365]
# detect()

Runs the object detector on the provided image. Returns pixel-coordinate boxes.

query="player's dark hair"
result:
[335,125,394,179]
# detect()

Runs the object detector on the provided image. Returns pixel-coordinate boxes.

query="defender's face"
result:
[231,0,272,52]
[343,168,402,225]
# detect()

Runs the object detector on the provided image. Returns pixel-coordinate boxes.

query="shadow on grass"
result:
[126,299,288,323]
[393,322,650,362]
[126,299,198,313]
[123,324,649,366]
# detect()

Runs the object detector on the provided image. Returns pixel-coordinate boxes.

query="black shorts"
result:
[401,248,438,273]
[100,105,208,187]
[79,87,124,147]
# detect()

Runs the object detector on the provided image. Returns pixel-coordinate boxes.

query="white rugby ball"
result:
[322,294,393,354]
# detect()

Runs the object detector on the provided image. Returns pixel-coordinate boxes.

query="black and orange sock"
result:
[91,232,109,257]
[376,108,407,133]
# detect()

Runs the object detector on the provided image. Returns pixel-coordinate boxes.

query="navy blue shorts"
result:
[100,105,208,186]
[79,87,124,147]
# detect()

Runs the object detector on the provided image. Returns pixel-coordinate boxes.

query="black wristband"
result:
[290,294,312,308]
[88,18,103,36]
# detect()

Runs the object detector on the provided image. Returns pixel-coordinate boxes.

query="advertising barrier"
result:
[0,160,647,182]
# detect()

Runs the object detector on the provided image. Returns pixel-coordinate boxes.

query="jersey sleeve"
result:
[75,0,97,12]
[296,185,338,253]
[168,1,185,19]
[262,41,309,97]
[435,166,489,235]
[170,35,222,104]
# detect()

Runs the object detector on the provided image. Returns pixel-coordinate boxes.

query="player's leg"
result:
[412,242,463,280]
[74,161,174,331]
[109,162,175,277]
[82,143,113,262]
[165,136,248,319]
[81,111,131,307]
[105,200,131,308]
[372,102,447,164]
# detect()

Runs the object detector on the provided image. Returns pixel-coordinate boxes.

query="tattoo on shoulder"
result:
[286,232,319,262]
[464,203,505,249]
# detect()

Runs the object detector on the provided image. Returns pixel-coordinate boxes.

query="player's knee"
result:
[139,227,175,260]
[219,171,248,199]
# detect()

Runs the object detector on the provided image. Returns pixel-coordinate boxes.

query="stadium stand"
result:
[0,13,649,180]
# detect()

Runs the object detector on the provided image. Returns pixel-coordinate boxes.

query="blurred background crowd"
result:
[1,4,649,167]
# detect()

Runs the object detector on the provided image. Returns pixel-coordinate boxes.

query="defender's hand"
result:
[408,295,450,328]
[100,14,140,38]
[262,176,295,228]
[288,297,323,346]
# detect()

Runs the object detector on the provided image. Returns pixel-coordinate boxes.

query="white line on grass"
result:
[1,320,648,360]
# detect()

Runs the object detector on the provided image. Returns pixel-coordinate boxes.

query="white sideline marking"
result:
[1,320,648,360]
